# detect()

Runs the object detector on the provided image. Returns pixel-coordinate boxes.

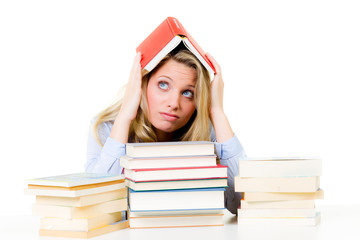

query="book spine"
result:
[166,17,187,37]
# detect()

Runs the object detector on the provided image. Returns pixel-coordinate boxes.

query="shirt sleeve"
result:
[85,121,125,175]
[212,131,247,215]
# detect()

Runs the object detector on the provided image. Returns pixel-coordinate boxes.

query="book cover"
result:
[136,17,215,75]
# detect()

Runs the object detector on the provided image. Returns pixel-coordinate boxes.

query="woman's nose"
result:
[167,92,181,110]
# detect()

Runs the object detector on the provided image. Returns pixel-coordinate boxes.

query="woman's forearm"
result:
[210,109,234,143]
[109,112,132,144]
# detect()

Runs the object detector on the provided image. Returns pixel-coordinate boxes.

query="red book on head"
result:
[136,17,215,75]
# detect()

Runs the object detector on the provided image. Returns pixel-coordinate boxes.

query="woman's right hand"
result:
[118,52,143,121]
[110,53,142,143]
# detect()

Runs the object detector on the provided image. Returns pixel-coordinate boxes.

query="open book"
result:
[136,17,215,75]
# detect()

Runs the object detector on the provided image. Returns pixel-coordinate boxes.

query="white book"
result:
[126,178,227,191]
[120,155,217,169]
[238,208,317,218]
[125,141,215,158]
[129,188,225,211]
[125,165,227,182]
[241,200,315,209]
[129,214,224,229]
[243,189,324,202]
[129,208,224,217]
[238,211,321,226]
[235,176,320,192]
[239,157,322,177]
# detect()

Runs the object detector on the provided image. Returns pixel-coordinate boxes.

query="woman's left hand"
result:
[206,53,224,116]
[206,53,234,143]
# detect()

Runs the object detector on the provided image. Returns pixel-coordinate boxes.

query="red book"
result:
[136,17,215,75]
[124,165,227,182]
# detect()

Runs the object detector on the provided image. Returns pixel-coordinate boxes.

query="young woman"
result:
[85,49,246,214]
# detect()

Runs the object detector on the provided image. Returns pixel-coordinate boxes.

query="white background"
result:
[0,0,359,216]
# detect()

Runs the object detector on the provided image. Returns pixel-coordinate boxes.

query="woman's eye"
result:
[183,90,194,98]
[159,82,168,90]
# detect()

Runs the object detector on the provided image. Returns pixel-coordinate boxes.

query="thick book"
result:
[39,220,129,238]
[120,155,217,170]
[25,181,126,197]
[239,157,322,177]
[136,17,215,75]
[32,198,127,219]
[125,165,227,182]
[129,188,225,211]
[234,176,320,192]
[40,212,124,231]
[243,189,324,202]
[26,172,124,187]
[129,214,224,229]
[36,189,127,207]
[125,141,214,158]
[126,178,227,191]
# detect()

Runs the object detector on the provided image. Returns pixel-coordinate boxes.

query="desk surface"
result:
[1,204,359,240]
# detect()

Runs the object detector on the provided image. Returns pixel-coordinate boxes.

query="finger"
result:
[130,53,142,79]
[132,52,142,68]
[206,53,221,74]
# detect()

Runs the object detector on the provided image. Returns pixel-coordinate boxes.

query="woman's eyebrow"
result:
[158,75,173,81]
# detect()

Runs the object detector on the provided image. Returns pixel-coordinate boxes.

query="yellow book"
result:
[36,188,127,207]
[40,212,124,231]
[39,220,129,238]
[33,198,127,219]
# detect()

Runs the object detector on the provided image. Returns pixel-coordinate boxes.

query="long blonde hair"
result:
[92,49,212,146]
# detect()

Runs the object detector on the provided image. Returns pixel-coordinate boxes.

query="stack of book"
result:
[235,157,323,226]
[25,172,129,238]
[121,141,228,228]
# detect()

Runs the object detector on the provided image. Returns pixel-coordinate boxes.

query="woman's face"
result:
[146,59,197,138]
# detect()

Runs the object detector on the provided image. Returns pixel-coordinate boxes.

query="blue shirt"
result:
[85,121,247,214]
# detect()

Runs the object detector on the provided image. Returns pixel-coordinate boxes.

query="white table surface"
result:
[1,204,359,240]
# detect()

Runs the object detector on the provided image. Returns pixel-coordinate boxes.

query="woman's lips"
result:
[160,112,179,121]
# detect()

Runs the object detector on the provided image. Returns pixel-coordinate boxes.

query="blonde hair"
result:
[92,49,212,146]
